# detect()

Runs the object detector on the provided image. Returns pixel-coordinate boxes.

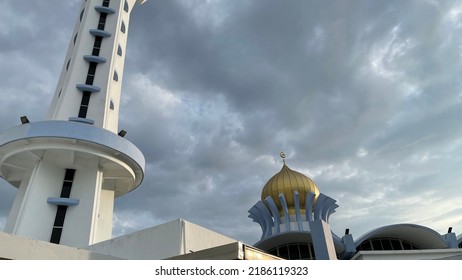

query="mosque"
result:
[1,0,462,260]
[247,155,462,260]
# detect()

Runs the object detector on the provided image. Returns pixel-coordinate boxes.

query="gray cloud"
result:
[1,0,462,245]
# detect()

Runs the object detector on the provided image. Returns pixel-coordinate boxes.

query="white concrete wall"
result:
[4,171,32,232]
[61,164,100,247]
[183,220,236,254]
[88,219,183,259]
[93,189,115,243]
[5,161,65,241]
[88,219,236,259]
[103,0,130,132]
[47,0,86,120]
[0,231,119,260]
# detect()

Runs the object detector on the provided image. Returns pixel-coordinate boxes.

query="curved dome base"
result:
[254,231,344,259]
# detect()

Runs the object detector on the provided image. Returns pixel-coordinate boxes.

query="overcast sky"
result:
[1,0,462,245]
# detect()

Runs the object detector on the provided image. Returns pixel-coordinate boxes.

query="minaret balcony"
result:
[89,29,112,38]
[0,120,145,195]
[84,55,107,64]
[94,6,116,14]
[76,84,101,93]
[47,197,80,206]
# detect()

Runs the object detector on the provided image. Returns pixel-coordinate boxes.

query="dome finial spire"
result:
[279,151,286,164]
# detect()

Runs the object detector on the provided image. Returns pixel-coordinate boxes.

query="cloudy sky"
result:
[1,0,462,245]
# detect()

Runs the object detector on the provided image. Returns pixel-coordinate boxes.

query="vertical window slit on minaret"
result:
[79,9,85,22]
[124,1,129,12]
[86,62,98,84]
[121,21,126,33]
[79,92,91,118]
[98,13,108,30]
[92,37,103,56]
[79,60,97,118]
[50,169,76,244]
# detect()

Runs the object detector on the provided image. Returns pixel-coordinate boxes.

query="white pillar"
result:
[310,220,338,260]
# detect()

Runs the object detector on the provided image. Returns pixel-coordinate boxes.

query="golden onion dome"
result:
[261,162,320,215]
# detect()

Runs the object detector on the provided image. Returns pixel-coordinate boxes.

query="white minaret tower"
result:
[0,0,147,247]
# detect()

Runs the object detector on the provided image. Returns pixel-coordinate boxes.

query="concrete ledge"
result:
[76,84,101,93]
[47,197,80,206]
[83,55,107,64]
[89,29,112,38]
[94,6,116,14]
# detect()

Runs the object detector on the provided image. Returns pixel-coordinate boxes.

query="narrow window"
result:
[80,9,85,22]
[288,244,300,260]
[98,13,108,30]
[381,239,393,250]
[79,92,91,118]
[113,70,118,81]
[309,243,316,260]
[278,245,289,260]
[117,45,123,56]
[66,59,71,71]
[50,169,76,244]
[81,92,91,107]
[371,239,383,250]
[86,62,98,85]
[390,239,402,250]
[110,100,115,110]
[299,244,309,259]
[73,33,78,44]
[124,0,129,12]
[92,36,103,56]
[121,21,126,33]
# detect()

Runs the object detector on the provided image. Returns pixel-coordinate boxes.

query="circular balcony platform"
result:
[0,120,145,197]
